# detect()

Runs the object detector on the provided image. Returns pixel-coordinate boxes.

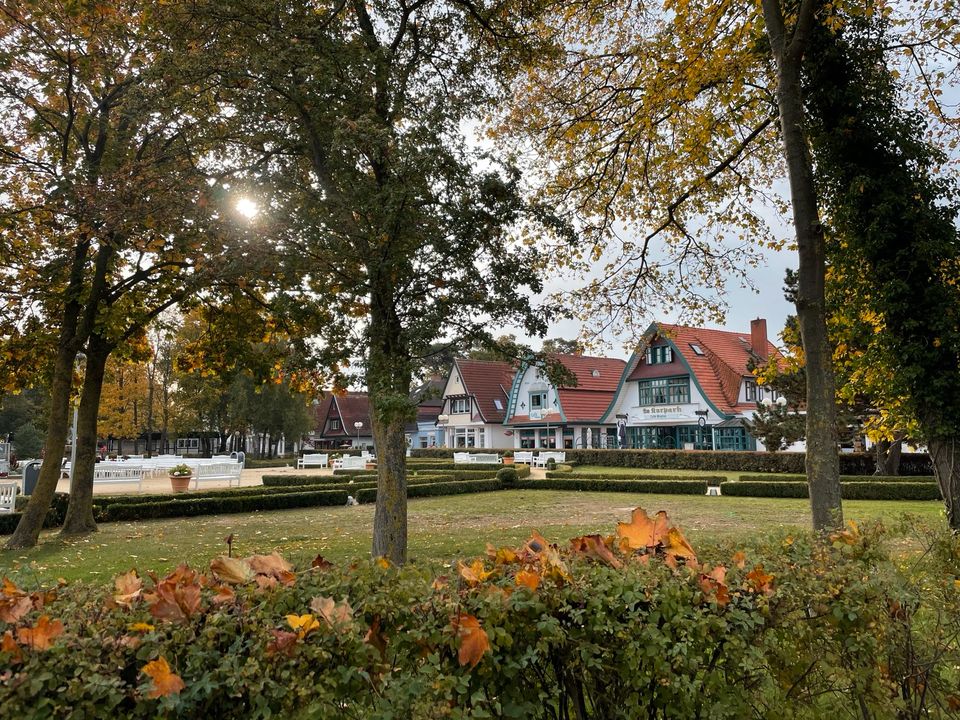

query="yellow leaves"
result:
[515,569,540,591]
[745,565,775,595]
[616,507,697,563]
[142,656,185,698]
[459,559,493,586]
[452,614,490,669]
[286,613,321,639]
[128,622,155,633]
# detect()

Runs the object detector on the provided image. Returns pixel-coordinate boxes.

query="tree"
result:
[802,8,960,527]
[0,1,252,545]
[541,338,583,355]
[202,0,567,563]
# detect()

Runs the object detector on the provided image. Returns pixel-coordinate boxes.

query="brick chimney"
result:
[750,318,768,360]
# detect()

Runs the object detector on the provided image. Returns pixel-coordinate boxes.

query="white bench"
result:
[453,452,471,464]
[0,481,17,512]
[297,454,329,469]
[332,456,367,470]
[514,451,534,464]
[192,462,242,490]
[454,452,502,464]
[533,452,566,467]
[93,465,147,491]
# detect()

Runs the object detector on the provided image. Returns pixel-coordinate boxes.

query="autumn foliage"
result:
[0,509,958,718]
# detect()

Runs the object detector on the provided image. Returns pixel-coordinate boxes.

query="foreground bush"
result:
[721,480,942,500]
[2,510,957,718]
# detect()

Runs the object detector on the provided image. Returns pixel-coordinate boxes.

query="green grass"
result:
[0,490,944,584]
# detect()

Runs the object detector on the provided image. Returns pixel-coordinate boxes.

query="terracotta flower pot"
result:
[365,462,376,470]
[502,457,515,465]
[169,474,191,492]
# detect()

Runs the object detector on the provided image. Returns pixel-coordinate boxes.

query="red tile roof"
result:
[335,392,372,433]
[554,354,626,423]
[454,358,515,423]
[624,323,779,414]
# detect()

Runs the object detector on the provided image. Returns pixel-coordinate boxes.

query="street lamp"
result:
[354,421,363,448]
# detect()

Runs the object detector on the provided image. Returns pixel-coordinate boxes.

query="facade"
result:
[310,392,375,449]
[504,354,626,449]
[437,359,514,449]
[602,319,779,451]
[406,376,445,449]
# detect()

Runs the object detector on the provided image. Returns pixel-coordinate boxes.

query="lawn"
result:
[0,489,944,584]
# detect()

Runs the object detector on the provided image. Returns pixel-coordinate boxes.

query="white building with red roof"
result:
[504,354,626,449]
[436,358,515,449]
[601,319,780,451]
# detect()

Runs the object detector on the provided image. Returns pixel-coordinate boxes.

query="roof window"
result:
[689,343,704,356]
[493,399,503,410]
[591,369,600,377]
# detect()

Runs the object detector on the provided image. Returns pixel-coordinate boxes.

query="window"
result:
[638,377,690,405]
[450,397,470,414]
[591,369,601,377]
[744,380,757,402]
[493,399,503,411]
[519,429,536,449]
[530,392,548,410]
[689,343,704,356]
[645,345,673,364]
[328,419,341,431]
[453,427,485,448]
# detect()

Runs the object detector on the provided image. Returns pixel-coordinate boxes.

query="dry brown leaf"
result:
[209,556,254,585]
[453,614,490,669]
[663,527,697,562]
[732,551,747,569]
[364,615,388,660]
[245,552,293,579]
[515,569,540,591]
[616,508,670,551]
[113,570,143,608]
[266,629,299,657]
[142,656,185,698]
[458,559,493,586]
[311,555,334,570]
[569,534,623,568]
[746,565,775,595]
[310,596,353,628]
[1,630,21,664]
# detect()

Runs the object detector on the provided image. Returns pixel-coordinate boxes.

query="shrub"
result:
[720,481,941,500]
[544,457,557,470]
[4,493,70,534]
[516,478,709,495]
[101,489,350,521]
[496,467,518,486]
[548,471,725,484]
[355,478,502,503]
[738,473,934,484]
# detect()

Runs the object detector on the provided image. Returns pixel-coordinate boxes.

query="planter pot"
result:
[365,463,376,470]
[502,457,515,465]
[169,474,191,492]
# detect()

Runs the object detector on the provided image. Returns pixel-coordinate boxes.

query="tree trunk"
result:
[928,438,960,532]
[61,339,111,535]
[874,433,904,477]
[761,0,843,531]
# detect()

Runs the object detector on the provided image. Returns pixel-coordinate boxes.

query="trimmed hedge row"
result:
[546,471,725,484]
[406,461,505,471]
[409,448,934,475]
[264,473,479,488]
[720,481,941,500]
[101,489,351,521]
[516,478,709,495]
[355,478,503,503]
[738,473,935,484]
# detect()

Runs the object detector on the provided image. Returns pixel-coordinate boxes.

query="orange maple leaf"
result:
[515,569,540,591]
[142,656,185,698]
[113,570,143,608]
[746,565,775,595]
[663,527,697,562]
[1,630,21,664]
[569,534,623,568]
[616,508,671,551]
[486,543,519,565]
[16,615,64,651]
[210,585,236,605]
[0,577,32,624]
[732,551,747,569]
[453,614,490,669]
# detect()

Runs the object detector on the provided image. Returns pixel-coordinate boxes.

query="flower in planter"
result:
[169,464,193,477]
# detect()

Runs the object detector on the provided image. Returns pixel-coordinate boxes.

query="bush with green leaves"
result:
[496,466,518,485]
[721,480,941,500]
[1,512,957,718]
[517,478,709,495]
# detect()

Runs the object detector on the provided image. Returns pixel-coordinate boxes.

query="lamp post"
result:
[69,352,86,483]
[354,421,363,449]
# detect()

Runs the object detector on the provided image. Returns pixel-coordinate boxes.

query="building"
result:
[311,392,374,449]
[504,354,626,449]
[602,319,779,451]
[437,358,515,449]
[406,375,445,449]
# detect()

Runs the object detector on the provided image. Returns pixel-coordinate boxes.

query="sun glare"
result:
[235,197,259,219]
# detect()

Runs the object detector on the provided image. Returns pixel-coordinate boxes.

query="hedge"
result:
[100,489,350,522]
[355,478,503,503]
[738,473,935,484]
[264,473,479,488]
[547,471,725,484]
[406,461,505,471]
[720,481,942,500]
[516,478,709,495]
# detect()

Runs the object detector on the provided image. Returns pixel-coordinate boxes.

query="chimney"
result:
[750,318,768,360]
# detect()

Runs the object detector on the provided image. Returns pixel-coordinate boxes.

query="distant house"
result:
[406,375,445,449]
[504,354,626,449]
[603,319,780,451]
[437,359,515,449]
[311,392,374,449]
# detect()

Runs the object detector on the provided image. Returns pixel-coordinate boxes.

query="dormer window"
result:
[329,419,341,431]
[591,369,600,377]
[450,397,470,414]
[530,392,548,410]
[645,345,673,364]
[745,380,758,402]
